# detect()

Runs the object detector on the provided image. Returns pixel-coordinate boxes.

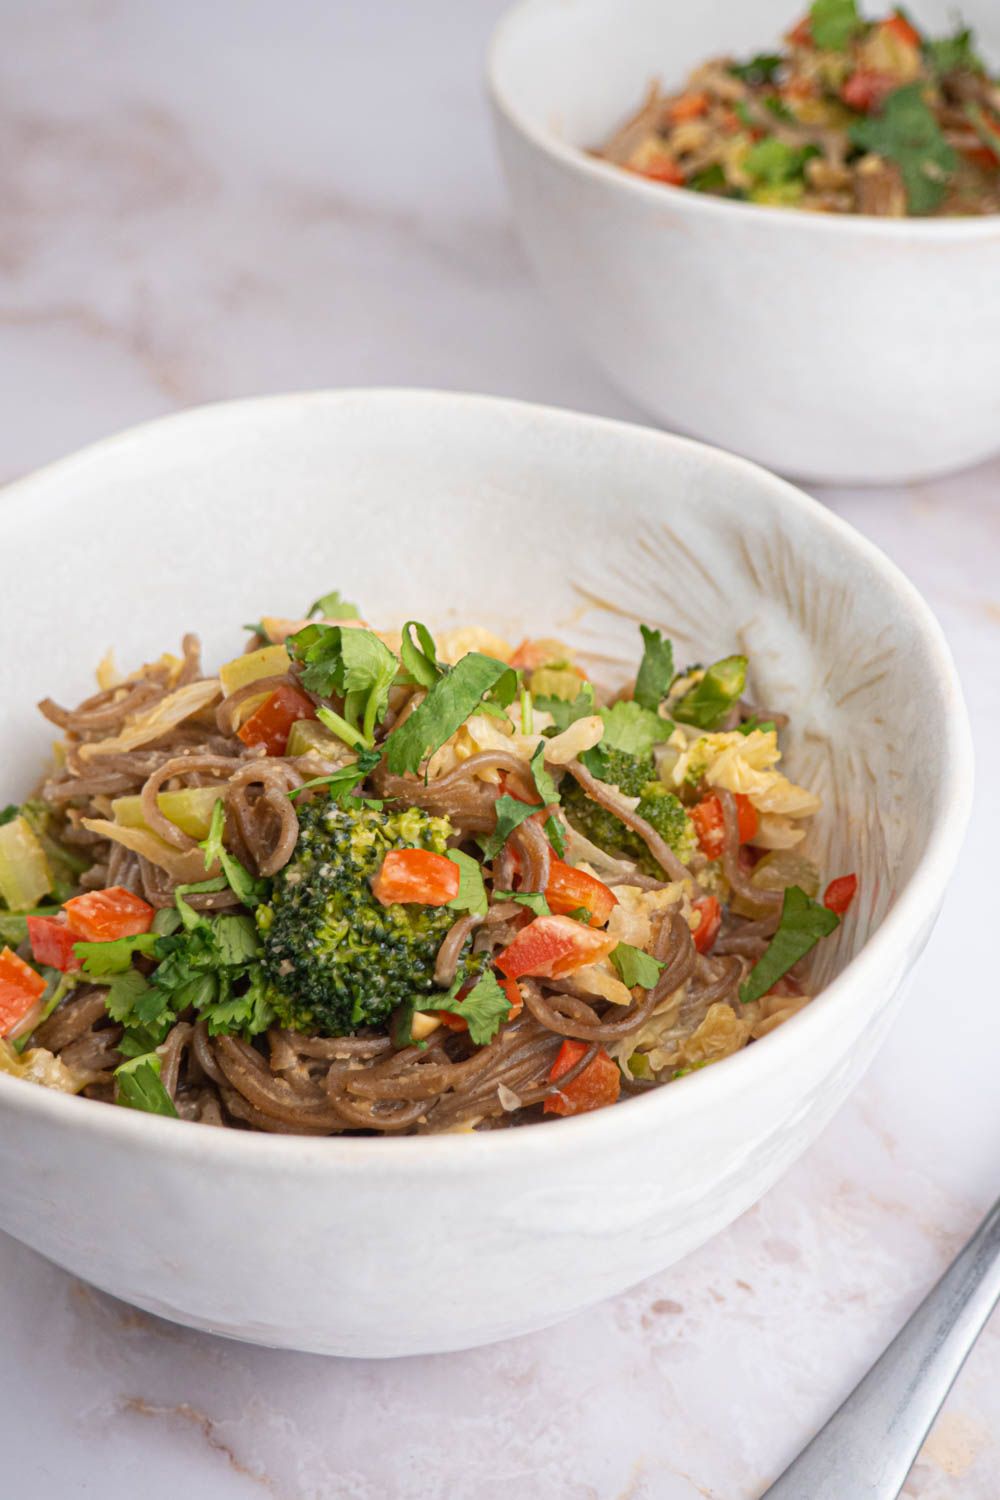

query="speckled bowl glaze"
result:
[0,391,972,1355]
[488,0,1000,484]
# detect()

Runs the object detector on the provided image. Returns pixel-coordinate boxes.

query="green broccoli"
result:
[562,747,696,877]
[257,801,482,1036]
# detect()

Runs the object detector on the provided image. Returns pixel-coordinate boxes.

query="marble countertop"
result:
[2,2,998,1495]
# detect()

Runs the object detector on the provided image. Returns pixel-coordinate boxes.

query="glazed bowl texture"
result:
[489,0,1000,484]
[0,390,972,1356]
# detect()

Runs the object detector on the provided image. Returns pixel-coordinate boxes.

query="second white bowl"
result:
[489,0,1000,484]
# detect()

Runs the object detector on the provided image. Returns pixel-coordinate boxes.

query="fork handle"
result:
[761,1194,1000,1499]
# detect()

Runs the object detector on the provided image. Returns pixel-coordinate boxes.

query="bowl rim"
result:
[487,0,1000,239]
[0,387,975,1172]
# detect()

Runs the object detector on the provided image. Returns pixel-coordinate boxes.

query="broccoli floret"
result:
[562,747,696,877]
[258,801,481,1036]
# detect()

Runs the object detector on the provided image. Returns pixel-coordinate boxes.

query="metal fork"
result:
[760,1194,1000,1499]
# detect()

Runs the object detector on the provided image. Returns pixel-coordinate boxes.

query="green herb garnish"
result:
[850,83,956,216]
[610,942,667,991]
[739,886,839,1005]
[634,625,674,711]
[808,0,862,51]
[306,589,360,620]
[384,653,517,775]
[445,849,489,918]
[113,1052,179,1118]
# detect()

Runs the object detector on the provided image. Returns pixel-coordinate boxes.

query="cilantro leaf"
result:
[610,943,667,990]
[384,653,516,775]
[289,624,398,744]
[729,53,784,85]
[114,1053,179,1118]
[197,801,269,907]
[849,84,956,216]
[673,655,747,730]
[432,968,513,1046]
[399,621,444,689]
[808,0,862,51]
[925,26,982,76]
[545,813,566,859]
[103,969,153,1023]
[75,932,160,975]
[736,717,776,737]
[477,793,545,862]
[445,850,488,918]
[739,886,839,1005]
[535,683,596,732]
[288,747,382,805]
[493,889,551,916]
[529,743,560,809]
[634,626,674,711]
[598,700,672,756]
[689,163,728,193]
[0,804,19,826]
[307,589,360,620]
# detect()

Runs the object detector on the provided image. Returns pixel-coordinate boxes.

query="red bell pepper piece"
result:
[0,947,46,1036]
[543,1039,621,1117]
[63,886,155,942]
[27,915,81,972]
[371,848,461,907]
[237,683,317,756]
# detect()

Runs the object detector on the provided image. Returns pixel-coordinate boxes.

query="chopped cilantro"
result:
[477,793,544,861]
[445,849,488,918]
[634,625,674,711]
[597,700,672,756]
[545,813,566,859]
[737,717,776,737]
[198,800,269,907]
[850,84,956,216]
[744,138,819,185]
[729,53,784,85]
[431,968,513,1045]
[610,942,666,990]
[689,163,728,193]
[924,26,982,76]
[114,1052,179,1118]
[384,652,516,775]
[289,623,398,745]
[739,886,839,1005]
[808,0,862,51]
[493,890,551,916]
[306,588,360,620]
[287,749,382,805]
[536,683,596,731]
[399,620,443,689]
[530,742,560,809]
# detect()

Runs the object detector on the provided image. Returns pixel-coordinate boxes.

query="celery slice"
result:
[112,786,224,841]
[0,817,53,911]
[285,720,346,759]
[219,644,290,698]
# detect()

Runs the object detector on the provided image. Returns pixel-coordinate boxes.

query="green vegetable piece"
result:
[634,626,674,711]
[598,700,672,756]
[729,53,784,85]
[399,621,443,689]
[477,794,544,862]
[431,968,513,1046]
[610,942,666,991]
[0,815,52,911]
[545,813,566,859]
[259,801,482,1036]
[493,890,551,917]
[673,655,747,730]
[307,589,360,620]
[689,163,729,194]
[808,0,862,52]
[288,747,382,805]
[289,624,398,744]
[564,746,696,875]
[530,743,560,810]
[75,932,160,975]
[114,1052,179,1118]
[744,138,818,185]
[924,26,982,77]
[849,84,957,216]
[736,717,776,736]
[445,849,488,918]
[198,801,269,907]
[384,652,516,775]
[535,682,596,731]
[739,886,839,1005]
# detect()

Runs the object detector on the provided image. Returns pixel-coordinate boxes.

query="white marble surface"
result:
[2,2,998,1495]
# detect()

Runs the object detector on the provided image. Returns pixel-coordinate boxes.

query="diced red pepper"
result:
[786,15,812,46]
[962,143,1000,171]
[841,69,897,113]
[823,873,858,916]
[371,848,461,907]
[636,157,686,185]
[543,1039,621,1117]
[0,947,46,1036]
[63,886,155,942]
[544,858,617,928]
[691,895,722,954]
[496,915,616,981]
[668,91,709,123]
[237,683,317,756]
[27,915,81,972]
[882,10,921,49]
[690,793,758,860]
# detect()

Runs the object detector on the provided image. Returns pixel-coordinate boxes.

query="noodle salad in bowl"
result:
[0,595,855,1135]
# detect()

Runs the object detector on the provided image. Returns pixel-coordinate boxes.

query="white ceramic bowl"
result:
[0,391,971,1356]
[489,0,1000,485]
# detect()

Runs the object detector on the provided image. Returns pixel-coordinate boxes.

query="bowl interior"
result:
[492,0,1000,157]
[0,391,967,1003]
